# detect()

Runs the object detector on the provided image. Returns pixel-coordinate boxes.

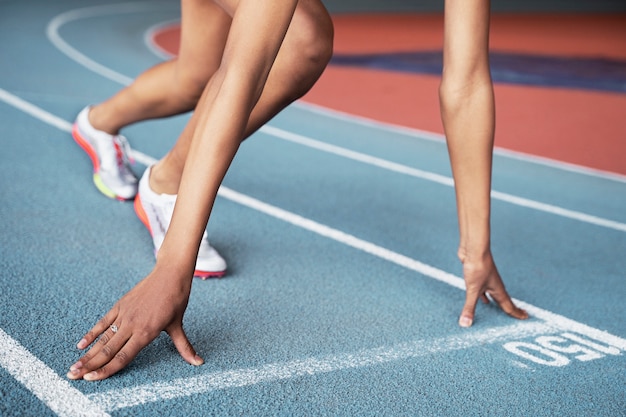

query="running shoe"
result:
[134,166,227,278]
[72,106,138,200]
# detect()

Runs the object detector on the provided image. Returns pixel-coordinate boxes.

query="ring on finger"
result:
[110,324,119,334]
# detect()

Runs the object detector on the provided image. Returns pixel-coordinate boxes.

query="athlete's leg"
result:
[150,0,333,194]
[88,0,231,135]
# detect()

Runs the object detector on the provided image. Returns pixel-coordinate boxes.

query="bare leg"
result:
[67,0,308,381]
[88,0,231,134]
[87,0,333,194]
[440,0,527,326]
[151,0,333,194]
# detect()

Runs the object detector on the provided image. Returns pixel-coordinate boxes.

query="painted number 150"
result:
[503,332,622,367]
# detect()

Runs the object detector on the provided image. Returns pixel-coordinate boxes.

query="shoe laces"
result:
[112,134,135,171]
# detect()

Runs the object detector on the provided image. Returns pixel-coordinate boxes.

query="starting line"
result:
[0,3,624,414]
[1,88,625,414]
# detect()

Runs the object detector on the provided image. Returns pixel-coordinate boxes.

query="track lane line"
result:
[43,4,626,232]
[1,90,625,412]
[292,101,626,184]
[88,321,555,411]
[45,1,626,185]
[2,82,624,235]
[260,125,626,232]
[0,329,109,417]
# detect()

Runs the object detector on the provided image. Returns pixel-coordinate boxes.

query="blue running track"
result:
[1,1,625,416]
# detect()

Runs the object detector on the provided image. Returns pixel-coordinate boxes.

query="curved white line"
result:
[144,19,179,61]
[2,87,625,412]
[46,1,176,86]
[48,4,626,184]
[292,101,626,184]
[46,5,626,233]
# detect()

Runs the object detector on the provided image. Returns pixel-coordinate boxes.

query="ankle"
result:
[88,105,120,136]
[149,162,181,195]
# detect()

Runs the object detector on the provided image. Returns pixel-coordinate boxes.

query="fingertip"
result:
[83,371,98,381]
[66,370,80,380]
[169,326,202,366]
[459,316,473,327]
[76,338,88,350]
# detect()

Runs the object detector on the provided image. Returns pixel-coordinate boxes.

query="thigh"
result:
[176,0,231,82]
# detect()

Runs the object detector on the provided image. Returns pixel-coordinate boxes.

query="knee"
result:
[280,3,334,100]
[171,61,212,110]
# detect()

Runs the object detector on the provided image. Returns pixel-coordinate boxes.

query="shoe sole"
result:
[72,123,133,202]
[134,193,226,279]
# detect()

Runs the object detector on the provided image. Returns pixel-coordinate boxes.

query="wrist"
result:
[153,253,195,284]
[457,240,491,265]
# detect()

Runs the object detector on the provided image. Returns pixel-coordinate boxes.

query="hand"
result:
[67,267,203,381]
[458,250,528,327]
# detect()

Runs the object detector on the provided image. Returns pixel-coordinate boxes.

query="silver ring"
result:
[110,325,118,334]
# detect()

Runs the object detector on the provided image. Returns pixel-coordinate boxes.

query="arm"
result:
[440,0,527,326]
[68,0,299,381]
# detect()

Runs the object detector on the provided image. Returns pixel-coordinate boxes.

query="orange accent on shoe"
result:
[194,270,226,279]
[72,123,100,173]
[133,194,153,236]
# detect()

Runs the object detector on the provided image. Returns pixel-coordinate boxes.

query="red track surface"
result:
[152,14,626,176]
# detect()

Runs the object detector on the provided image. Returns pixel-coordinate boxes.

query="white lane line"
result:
[261,125,626,233]
[217,186,626,353]
[45,1,626,186]
[143,19,179,61]
[1,90,625,350]
[45,5,626,233]
[0,329,110,417]
[46,1,176,87]
[88,321,555,411]
[292,87,626,185]
[10,80,623,236]
[0,88,73,133]
[2,91,625,411]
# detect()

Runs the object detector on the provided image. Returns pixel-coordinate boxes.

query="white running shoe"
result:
[72,106,138,200]
[134,166,227,278]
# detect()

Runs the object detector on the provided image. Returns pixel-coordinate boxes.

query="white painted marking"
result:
[1,92,625,352]
[489,190,626,233]
[0,5,622,411]
[143,19,179,61]
[293,92,626,184]
[260,125,626,233]
[2,88,626,412]
[503,342,570,367]
[0,329,110,417]
[0,88,72,133]
[46,2,176,87]
[45,6,626,233]
[535,335,604,361]
[88,321,554,411]
[561,332,622,355]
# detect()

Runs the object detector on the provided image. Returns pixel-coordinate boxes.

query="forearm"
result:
[440,77,495,261]
[440,0,494,263]
[155,0,298,277]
